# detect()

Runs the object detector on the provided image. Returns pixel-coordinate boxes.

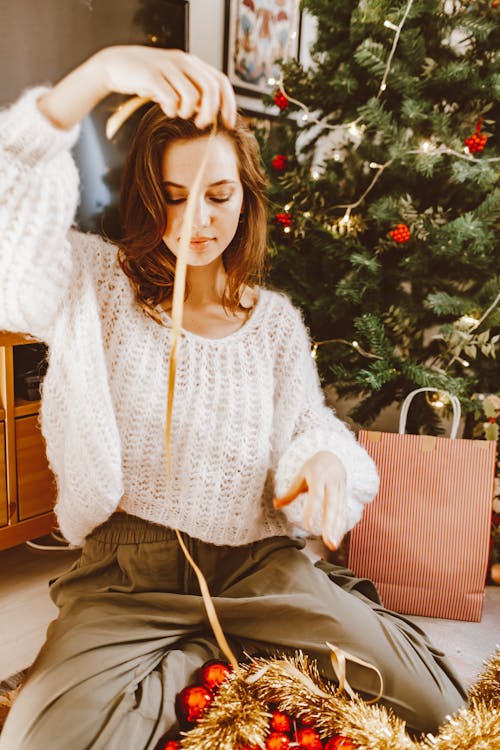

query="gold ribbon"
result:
[327,641,384,703]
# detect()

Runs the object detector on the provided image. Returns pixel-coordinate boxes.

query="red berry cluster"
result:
[274,91,289,111]
[272,154,288,171]
[388,223,411,243]
[465,117,488,153]
[465,132,488,153]
[275,212,292,228]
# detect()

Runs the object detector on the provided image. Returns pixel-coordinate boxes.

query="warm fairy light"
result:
[458,357,470,367]
[311,168,320,180]
[150,35,159,43]
[369,161,383,168]
[421,140,432,152]
[384,20,399,31]
[460,314,478,327]
[379,82,387,91]
[284,226,291,233]
[333,152,341,161]
[311,344,318,359]
[304,211,311,217]
[349,123,361,137]
[352,340,359,348]
[340,209,351,224]
[284,203,292,211]
[302,113,309,121]
[268,77,276,86]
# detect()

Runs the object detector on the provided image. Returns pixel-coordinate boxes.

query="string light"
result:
[311,338,384,360]
[284,203,292,211]
[284,226,291,233]
[378,0,416,96]
[384,20,399,32]
[311,168,320,180]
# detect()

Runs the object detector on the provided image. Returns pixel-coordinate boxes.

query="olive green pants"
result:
[0,513,466,749]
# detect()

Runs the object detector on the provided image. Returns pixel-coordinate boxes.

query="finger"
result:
[273,476,308,509]
[322,483,347,551]
[303,482,324,533]
[216,70,237,128]
[173,56,222,128]
[151,79,180,119]
[158,65,200,120]
[190,70,221,129]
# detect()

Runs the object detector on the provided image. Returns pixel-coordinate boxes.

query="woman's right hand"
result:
[37,45,237,132]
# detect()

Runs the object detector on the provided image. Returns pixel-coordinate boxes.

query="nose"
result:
[193,196,212,228]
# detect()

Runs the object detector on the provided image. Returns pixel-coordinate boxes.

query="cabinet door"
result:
[0,423,7,526]
[15,415,56,520]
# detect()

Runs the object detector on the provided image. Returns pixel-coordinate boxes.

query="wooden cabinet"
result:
[0,332,56,549]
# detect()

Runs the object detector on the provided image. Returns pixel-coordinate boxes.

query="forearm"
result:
[37,52,109,130]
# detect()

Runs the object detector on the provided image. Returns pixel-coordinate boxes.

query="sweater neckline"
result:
[158,287,269,344]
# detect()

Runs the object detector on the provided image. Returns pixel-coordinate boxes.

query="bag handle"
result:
[399,388,461,439]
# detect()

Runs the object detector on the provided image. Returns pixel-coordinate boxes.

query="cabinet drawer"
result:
[15,415,56,520]
[0,423,7,526]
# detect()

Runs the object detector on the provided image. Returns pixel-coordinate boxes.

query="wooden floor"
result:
[1,537,499,689]
[0,538,80,680]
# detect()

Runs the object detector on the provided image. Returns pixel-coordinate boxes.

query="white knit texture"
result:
[0,88,379,546]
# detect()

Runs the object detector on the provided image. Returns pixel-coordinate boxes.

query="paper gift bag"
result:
[348,388,497,621]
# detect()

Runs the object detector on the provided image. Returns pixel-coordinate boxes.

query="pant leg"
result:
[0,516,220,750]
[208,536,467,734]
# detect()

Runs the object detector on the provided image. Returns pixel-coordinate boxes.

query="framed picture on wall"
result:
[224,0,302,98]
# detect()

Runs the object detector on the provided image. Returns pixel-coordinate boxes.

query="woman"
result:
[0,45,466,748]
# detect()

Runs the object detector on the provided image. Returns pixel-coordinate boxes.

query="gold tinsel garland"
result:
[179,649,500,750]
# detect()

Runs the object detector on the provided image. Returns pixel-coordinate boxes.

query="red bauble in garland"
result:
[266,731,291,749]
[175,684,213,724]
[295,726,323,749]
[274,91,289,111]
[197,659,232,691]
[324,735,358,749]
[388,223,411,243]
[270,710,292,733]
[159,741,181,750]
[272,154,288,171]
[465,117,488,153]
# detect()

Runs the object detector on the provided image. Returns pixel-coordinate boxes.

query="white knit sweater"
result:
[0,88,379,547]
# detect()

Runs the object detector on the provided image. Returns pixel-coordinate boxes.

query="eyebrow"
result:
[162,179,237,188]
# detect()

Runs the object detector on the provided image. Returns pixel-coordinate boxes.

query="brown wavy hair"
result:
[118,105,269,323]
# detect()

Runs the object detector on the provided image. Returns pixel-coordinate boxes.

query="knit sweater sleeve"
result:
[273,297,379,535]
[0,87,80,341]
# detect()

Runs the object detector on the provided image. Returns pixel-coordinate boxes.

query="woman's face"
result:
[161,134,244,267]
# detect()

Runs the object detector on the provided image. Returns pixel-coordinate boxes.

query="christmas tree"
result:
[261,0,499,434]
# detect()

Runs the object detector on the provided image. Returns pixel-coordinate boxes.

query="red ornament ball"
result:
[275,212,292,228]
[266,731,291,749]
[197,660,232,691]
[270,710,292,733]
[175,684,213,724]
[274,91,289,111]
[388,223,411,243]
[272,154,288,171]
[324,735,358,750]
[295,726,323,749]
[159,742,181,750]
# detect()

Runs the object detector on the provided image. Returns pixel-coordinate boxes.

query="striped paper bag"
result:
[348,388,497,621]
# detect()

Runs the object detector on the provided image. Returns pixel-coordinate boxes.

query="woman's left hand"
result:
[273,451,347,551]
